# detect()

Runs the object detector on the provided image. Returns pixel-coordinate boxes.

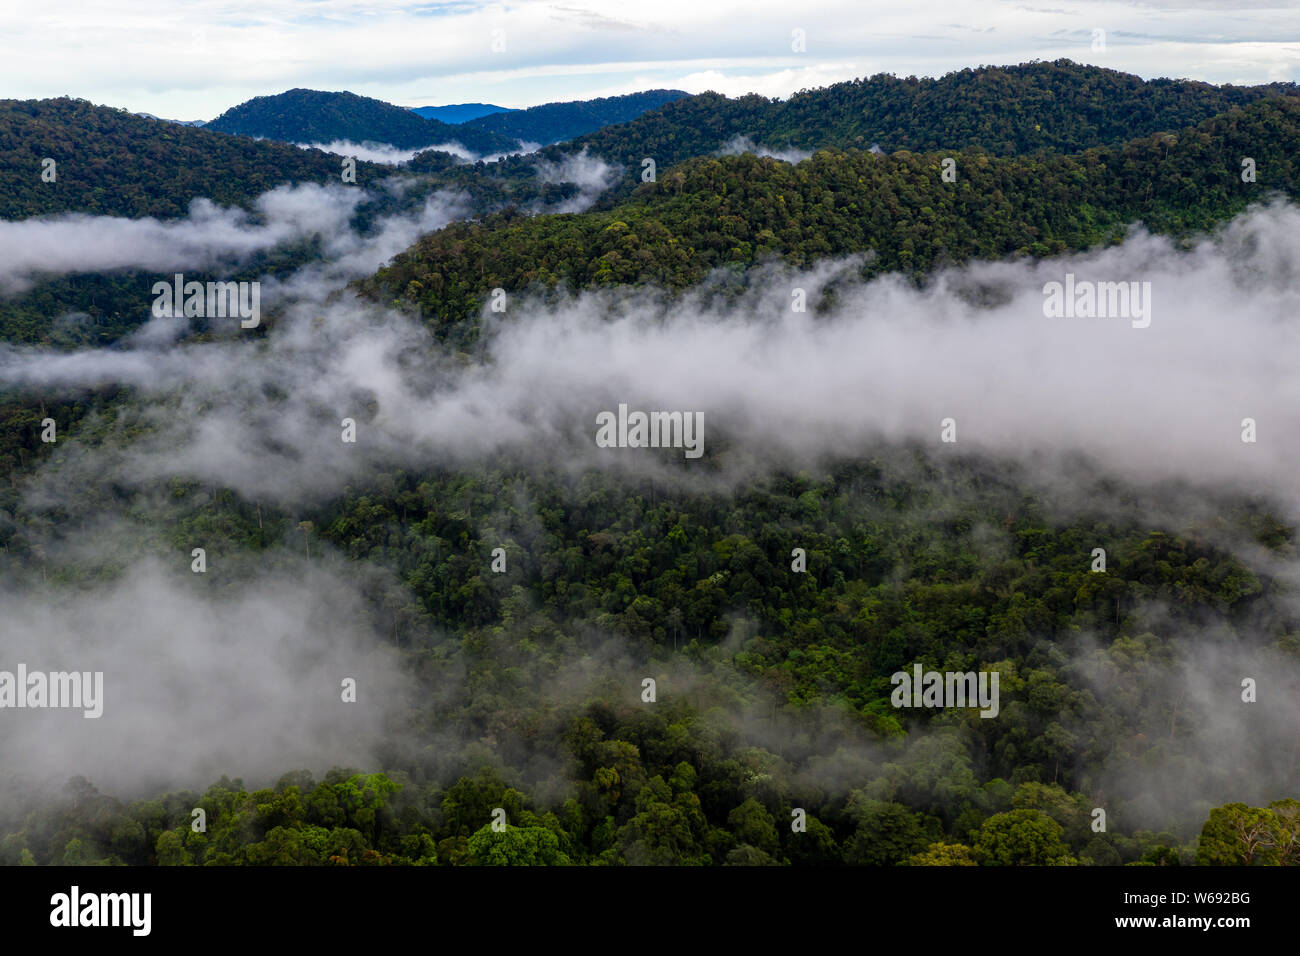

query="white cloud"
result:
[295,139,429,165]
[0,554,414,795]
[533,148,621,212]
[0,183,466,296]
[718,134,812,164]
[0,184,360,293]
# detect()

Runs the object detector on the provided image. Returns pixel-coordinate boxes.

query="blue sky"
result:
[1,0,1297,120]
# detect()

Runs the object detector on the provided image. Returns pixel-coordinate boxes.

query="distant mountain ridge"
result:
[462,89,688,144]
[205,88,688,151]
[205,89,520,154]
[411,103,515,123]
[551,60,1299,199]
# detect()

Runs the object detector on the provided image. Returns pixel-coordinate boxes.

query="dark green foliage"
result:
[6,441,1291,864]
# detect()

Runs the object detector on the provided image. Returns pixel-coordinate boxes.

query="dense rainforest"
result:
[0,449,1296,865]
[1,61,1298,866]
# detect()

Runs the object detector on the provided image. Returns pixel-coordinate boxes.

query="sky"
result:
[0,0,1297,121]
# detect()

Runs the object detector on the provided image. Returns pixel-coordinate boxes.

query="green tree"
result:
[974,809,1076,865]
[1196,803,1279,866]
[466,824,571,866]
[727,798,782,859]
[155,830,189,866]
[843,799,941,866]
[908,842,978,866]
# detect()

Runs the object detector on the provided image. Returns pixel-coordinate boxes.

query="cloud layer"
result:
[7,199,1300,514]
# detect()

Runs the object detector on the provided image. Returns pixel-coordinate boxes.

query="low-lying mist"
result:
[5,200,1300,513]
[0,550,413,803]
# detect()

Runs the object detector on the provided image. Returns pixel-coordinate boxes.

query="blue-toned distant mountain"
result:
[461,89,688,144]
[205,89,521,154]
[410,103,515,123]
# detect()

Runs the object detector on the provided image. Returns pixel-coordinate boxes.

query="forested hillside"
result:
[0,102,582,348]
[363,94,1300,346]
[0,98,388,219]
